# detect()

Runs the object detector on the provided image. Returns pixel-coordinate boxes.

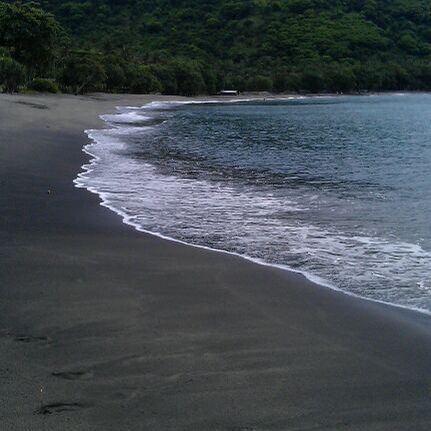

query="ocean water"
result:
[75,95,431,314]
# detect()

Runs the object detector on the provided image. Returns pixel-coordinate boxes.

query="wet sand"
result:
[1,93,431,430]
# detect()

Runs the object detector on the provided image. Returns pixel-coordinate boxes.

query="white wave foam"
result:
[101,111,151,124]
[139,95,309,110]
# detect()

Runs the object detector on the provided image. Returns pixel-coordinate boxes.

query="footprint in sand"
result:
[36,402,90,415]
[0,330,52,344]
[14,335,52,344]
[51,370,93,381]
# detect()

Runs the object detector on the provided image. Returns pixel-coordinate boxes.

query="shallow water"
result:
[75,95,431,313]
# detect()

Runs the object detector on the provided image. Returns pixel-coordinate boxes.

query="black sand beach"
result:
[1,93,431,430]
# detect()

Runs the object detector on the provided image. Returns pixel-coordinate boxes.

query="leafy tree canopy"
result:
[2,0,431,93]
[0,1,63,76]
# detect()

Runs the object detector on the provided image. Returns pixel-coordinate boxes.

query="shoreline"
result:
[77,94,431,318]
[2,92,431,430]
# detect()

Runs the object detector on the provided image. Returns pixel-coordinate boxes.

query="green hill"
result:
[2,0,431,93]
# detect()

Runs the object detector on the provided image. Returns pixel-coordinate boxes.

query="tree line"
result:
[2,1,431,95]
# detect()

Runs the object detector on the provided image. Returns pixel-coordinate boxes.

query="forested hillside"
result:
[2,0,431,94]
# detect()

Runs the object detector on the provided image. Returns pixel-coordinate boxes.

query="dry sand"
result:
[1,93,431,430]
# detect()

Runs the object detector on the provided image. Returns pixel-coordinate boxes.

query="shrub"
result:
[272,71,303,93]
[0,57,26,93]
[201,66,218,94]
[27,77,59,93]
[128,65,163,94]
[300,70,325,93]
[246,75,273,91]
[58,52,106,94]
[170,59,206,96]
[105,63,126,92]
[148,64,178,95]
[325,65,356,93]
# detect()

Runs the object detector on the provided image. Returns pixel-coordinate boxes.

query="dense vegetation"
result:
[1,0,431,94]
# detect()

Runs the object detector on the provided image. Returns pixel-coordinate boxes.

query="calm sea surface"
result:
[76,95,431,313]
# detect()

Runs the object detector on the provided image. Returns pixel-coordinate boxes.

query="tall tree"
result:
[0,1,63,76]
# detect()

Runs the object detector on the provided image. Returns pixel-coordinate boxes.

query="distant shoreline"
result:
[15,88,430,99]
